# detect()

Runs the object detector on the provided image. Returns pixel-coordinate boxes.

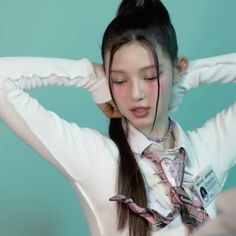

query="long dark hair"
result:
[101,1,178,235]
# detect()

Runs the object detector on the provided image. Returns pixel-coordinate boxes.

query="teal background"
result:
[0,0,236,235]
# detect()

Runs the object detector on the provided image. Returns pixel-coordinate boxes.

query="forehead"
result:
[104,41,166,73]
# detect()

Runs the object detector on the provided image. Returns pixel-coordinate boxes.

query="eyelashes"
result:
[111,80,127,85]
[111,78,157,85]
[111,73,162,85]
[144,76,158,81]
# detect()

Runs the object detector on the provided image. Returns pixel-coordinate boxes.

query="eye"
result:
[144,76,158,81]
[144,71,163,81]
[111,78,127,85]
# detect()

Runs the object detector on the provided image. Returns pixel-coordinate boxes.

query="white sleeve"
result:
[188,100,236,183]
[0,57,111,103]
[170,53,236,182]
[170,52,236,111]
[0,57,112,181]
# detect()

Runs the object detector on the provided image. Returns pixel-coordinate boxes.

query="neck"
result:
[146,115,169,139]
[145,116,175,150]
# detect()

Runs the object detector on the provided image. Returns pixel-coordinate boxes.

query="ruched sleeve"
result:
[0,57,112,181]
[170,53,236,182]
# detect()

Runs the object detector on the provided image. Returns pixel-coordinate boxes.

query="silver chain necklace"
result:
[147,118,172,143]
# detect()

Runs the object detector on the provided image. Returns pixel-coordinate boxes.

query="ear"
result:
[173,56,189,83]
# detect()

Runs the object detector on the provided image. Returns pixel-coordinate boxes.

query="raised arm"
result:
[170,53,236,183]
[0,57,112,181]
[170,52,236,111]
[0,57,111,103]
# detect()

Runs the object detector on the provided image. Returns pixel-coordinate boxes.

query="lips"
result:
[130,107,150,118]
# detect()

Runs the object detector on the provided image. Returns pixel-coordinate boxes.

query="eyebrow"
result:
[110,64,162,74]
[140,65,157,72]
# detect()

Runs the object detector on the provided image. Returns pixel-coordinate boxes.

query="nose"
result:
[131,80,145,101]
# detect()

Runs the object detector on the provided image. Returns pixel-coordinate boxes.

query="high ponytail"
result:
[117,0,163,16]
[116,0,143,16]
[102,1,178,235]
[103,0,177,62]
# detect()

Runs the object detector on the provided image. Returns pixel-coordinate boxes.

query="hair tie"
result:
[136,0,145,7]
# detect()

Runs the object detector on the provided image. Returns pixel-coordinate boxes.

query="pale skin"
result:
[98,41,188,149]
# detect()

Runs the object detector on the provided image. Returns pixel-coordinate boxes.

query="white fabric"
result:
[0,53,236,236]
[192,189,236,236]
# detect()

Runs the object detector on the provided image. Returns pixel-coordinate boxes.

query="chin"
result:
[131,120,153,132]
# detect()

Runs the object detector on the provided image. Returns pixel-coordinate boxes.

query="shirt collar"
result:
[126,119,195,167]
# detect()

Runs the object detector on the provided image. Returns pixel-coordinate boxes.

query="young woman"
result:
[0,1,236,236]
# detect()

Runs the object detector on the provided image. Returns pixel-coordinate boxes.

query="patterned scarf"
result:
[110,147,209,231]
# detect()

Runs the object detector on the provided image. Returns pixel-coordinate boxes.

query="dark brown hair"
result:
[101,1,178,235]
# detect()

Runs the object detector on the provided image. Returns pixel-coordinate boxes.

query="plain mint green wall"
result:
[0,0,236,236]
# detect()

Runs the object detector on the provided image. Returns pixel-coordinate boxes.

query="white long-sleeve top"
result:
[0,54,236,236]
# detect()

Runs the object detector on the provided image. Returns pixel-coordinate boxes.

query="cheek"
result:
[147,82,158,99]
[111,86,127,103]
[159,74,173,95]
[158,80,173,108]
